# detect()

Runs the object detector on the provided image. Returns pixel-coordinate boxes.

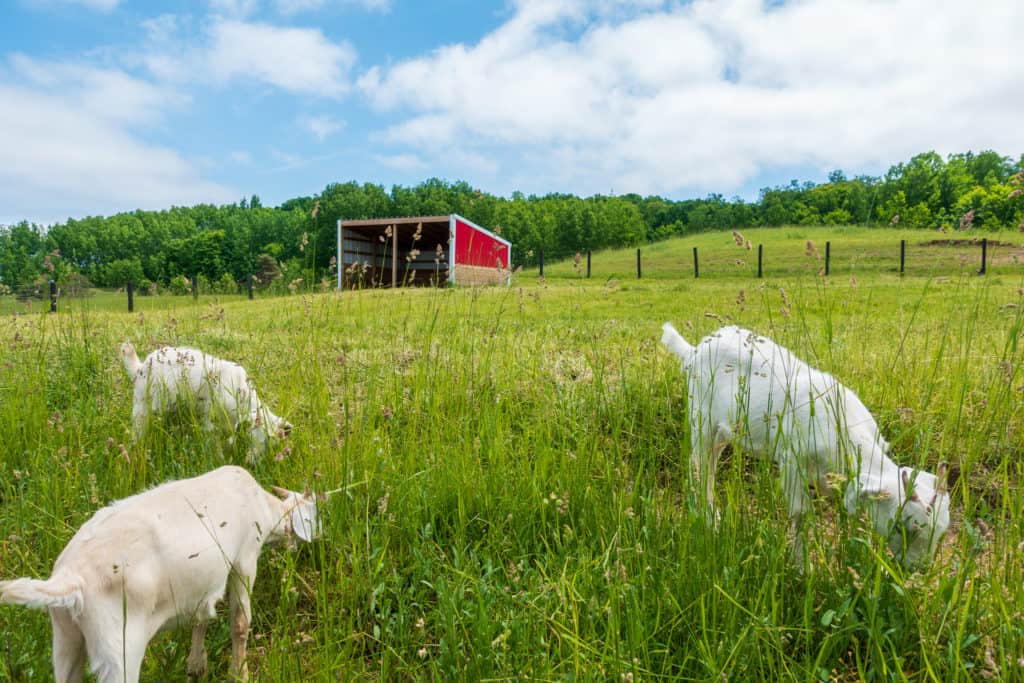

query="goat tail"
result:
[0,574,85,615]
[120,341,141,377]
[661,322,695,364]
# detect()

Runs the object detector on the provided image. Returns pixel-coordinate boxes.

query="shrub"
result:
[168,274,191,295]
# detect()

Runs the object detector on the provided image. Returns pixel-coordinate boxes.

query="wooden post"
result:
[127,281,134,313]
[247,274,254,300]
[980,238,988,275]
[336,219,343,291]
[539,250,544,277]
[371,235,379,286]
[757,244,763,278]
[825,241,831,276]
[636,248,642,279]
[693,247,699,279]
[586,249,591,278]
[391,223,398,288]
[191,275,198,300]
[49,280,57,313]
[900,240,906,275]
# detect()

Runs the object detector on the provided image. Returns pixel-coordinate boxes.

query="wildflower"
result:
[417,647,428,659]
[891,214,900,225]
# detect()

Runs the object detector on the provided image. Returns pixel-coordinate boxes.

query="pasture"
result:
[2,228,1023,681]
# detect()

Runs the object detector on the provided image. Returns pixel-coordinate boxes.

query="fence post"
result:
[538,250,544,278]
[980,238,988,275]
[900,240,906,275]
[586,250,591,278]
[693,247,699,279]
[825,241,831,276]
[49,280,57,313]
[247,274,254,300]
[757,244,763,278]
[636,248,642,279]
[127,281,134,313]
[191,275,198,300]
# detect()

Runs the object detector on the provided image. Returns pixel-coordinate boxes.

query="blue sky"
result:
[2,0,1022,226]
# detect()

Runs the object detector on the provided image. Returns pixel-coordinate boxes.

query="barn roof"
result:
[339,215,451,229]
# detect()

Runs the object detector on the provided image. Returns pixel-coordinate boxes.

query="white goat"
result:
[121,343,291,459]
[0,466,319,682]
[661,323,950,568]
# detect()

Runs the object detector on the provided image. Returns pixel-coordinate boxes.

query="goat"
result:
[120,342,291,460]
[661,323,950,569]
[0,465,319,682]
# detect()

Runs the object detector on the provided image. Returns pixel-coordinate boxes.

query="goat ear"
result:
[290,503,316,543]
[936,462,950,493]
[271,485,292,501]
[901,469,920,502]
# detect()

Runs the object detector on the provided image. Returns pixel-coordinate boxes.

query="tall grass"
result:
[1,250,1023,680]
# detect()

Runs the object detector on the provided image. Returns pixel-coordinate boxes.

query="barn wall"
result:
[454,217,510,269]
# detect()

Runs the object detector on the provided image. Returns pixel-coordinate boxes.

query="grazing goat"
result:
[121,342,291,460]
[0,466,319,682]
[661,323,950,569]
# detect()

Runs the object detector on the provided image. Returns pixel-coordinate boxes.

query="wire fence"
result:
[536,237,1021,281]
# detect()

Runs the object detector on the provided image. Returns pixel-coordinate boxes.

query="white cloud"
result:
[0,59,233,225]
[205,20,356,97]
[136,16,357,97]
[359,0,1024,197]
[9,54,189,126]
[301,114,344,140]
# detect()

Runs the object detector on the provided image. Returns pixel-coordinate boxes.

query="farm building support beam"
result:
[336,220,342,290]
[392,223,398,287]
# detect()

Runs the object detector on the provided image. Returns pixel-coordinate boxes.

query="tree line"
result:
[1,150,1022,293]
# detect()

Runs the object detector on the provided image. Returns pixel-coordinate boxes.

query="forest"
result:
[1,149,1022,293]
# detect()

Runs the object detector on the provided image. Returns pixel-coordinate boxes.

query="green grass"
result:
[2,228,1024,681]
[541,226,1024,281]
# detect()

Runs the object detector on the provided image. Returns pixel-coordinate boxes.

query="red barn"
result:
[336,214,511,288]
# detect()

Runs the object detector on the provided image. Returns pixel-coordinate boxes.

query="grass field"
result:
[2,228,1024,681]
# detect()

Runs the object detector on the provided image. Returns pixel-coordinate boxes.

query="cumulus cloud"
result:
[206,20,356,96]
[151,19,355,97]
[359,0,1024,197]
[0,58,233,225]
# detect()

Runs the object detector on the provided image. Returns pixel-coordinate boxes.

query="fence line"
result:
[554,238,1000,282]
[8,237,1004,314]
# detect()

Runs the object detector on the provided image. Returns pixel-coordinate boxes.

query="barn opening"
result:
[336,214,511,289]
